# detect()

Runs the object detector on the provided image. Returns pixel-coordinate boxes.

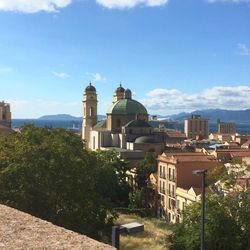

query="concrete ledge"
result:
[120,222,144,235]
[0,204,115,250]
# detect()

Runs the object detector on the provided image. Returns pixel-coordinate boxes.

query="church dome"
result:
[85,82,96,92]
[125,89,132,99]
[116,84,125,93]
[107,99,148,115]
[135,136,155,144]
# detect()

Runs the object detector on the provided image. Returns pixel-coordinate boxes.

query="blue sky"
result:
[0,0,250,118]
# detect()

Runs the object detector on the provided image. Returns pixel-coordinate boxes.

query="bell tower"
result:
[82,82,98,148]
[113,84,125,103]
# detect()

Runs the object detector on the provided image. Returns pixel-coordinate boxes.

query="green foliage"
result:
[0,125,121,241]
[94,149,131,206]
[170,191,250,250]
[206,165,226,185]
[128,188,146,209]
[135,152,157,188]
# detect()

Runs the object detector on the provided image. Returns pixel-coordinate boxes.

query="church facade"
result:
[82,83,165,161]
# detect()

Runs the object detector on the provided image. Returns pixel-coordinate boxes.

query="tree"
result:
[94,149,131,206]
[0,125,118,241]
[170,191,250,250]
[135,152,157,189]
[206,165,226,186]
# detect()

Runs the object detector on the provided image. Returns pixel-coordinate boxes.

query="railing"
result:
[167,175,176,181]
[167,190,176,198]
[159,188,166,194]
[160,172,166,179]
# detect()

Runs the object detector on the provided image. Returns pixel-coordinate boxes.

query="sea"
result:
[12,119,250,135]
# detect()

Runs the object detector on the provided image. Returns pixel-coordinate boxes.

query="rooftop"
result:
[124,119,151,128]
[158,152,217,163]
[166,130,187,138]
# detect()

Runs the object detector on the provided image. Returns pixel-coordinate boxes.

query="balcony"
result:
[167,175,176,182]
[167,190,176,198]
[160,172,166,179]
[159,188,166,194]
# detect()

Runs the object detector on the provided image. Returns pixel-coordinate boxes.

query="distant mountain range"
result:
[39,114,106,121]
[169,109,250,123]
[38,109,250,124]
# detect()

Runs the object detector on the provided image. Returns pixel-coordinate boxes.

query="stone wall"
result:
[0,204,115,250]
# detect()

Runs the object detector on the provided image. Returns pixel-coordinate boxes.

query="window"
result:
[177,200,180,209]
[172,185,175,196]
[90,107,94,117]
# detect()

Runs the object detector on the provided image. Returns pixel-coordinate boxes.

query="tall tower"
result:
[0,101,11,128]
[82,82,98,148]
[113,84,125,103]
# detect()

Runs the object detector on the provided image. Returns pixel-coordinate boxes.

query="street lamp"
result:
[193,169,207,250]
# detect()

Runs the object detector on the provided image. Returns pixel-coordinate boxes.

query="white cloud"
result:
[207,0,250,3]
[52,71,70,79]
[141,86,250,114]
[85,72,106,82]
[237,43,250,56]
[96,0,169,9]
[0,0,72,13]
[0,67,14,72]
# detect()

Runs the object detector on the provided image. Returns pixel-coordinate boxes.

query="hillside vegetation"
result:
[115,214,172,250]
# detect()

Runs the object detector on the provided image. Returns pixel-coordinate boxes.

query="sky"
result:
[0,0,250,118]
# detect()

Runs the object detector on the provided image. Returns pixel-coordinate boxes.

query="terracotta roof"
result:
[192,187,211,195]
[230,151,250,158]
[166,131,187,138]
[0,204,114,250]
[216,149,250,152]
[159,152,217,163]
[241,139,250,148]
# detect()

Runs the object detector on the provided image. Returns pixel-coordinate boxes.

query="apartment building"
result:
[158,152,218,223]
[175,187,210,222]
[184,115,209,139]
[217,119,236,134]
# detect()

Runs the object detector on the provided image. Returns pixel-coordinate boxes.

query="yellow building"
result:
[158,152,218,223]
[175,187,205,222]
[184,115,209,139]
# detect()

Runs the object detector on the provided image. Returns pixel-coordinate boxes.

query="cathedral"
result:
[82,83,165,162]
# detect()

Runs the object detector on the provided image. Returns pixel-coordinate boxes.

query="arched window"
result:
[90,107,94,117]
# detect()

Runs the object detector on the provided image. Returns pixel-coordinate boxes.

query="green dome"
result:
[107,99,148,115]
